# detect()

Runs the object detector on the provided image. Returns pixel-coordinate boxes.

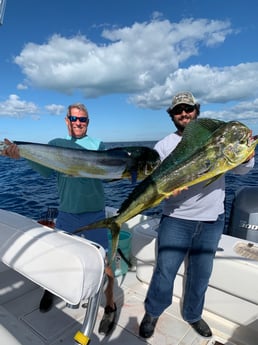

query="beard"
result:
[172,114,197,133]
[174,121,186,133]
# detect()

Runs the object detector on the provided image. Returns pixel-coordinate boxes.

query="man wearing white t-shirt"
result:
[139,92,255,339]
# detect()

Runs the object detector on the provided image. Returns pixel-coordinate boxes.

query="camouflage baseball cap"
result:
[167,91,196,113]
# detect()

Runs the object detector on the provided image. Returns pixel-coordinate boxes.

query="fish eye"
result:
[239,133,248,144]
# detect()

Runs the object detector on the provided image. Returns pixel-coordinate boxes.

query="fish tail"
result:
[74,215,121,260]
[0,141,8,154]
[109,221,121,261]
[74,217,115,233]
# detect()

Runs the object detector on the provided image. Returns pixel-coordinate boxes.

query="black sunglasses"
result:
[68,115,89,123]
[171,105,195,115]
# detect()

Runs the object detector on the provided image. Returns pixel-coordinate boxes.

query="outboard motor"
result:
[228,186,258,243]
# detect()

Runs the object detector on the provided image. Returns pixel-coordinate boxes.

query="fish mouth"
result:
[245,128,256,143]
[248,134,258,146]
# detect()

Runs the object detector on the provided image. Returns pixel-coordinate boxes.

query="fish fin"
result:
[193,118,226,134]
[73,216,116,234]
[73,216,121,261]
[171,186,188,196]
[131,170,138,184]
[204,174,224,186]
[121,146,161,181]
[0,140,8,154]
[169,118,226,166]
[110,222,121,261]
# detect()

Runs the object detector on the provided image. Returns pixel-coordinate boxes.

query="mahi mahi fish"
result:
[0,138,160,181]
[75,118,258,258]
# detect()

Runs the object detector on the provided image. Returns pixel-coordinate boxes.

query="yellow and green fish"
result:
[75,118,258,258]
[0,138,160,182]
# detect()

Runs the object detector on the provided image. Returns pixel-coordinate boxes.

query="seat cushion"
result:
[0,209,105,305]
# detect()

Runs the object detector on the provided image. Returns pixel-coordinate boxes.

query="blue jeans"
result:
[144,214,224,323]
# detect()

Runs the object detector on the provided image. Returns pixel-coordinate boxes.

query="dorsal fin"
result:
[167,118,226,165]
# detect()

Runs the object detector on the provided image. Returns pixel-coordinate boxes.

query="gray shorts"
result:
[55,209,108,251]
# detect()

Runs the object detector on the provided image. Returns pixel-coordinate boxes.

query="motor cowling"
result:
[228,186,258,243]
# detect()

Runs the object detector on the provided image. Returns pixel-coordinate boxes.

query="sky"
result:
[0,0,258,143]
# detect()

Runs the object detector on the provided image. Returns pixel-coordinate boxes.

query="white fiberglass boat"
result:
[0,187,258,345]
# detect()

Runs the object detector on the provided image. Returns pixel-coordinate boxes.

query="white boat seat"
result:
[0,209,106,305]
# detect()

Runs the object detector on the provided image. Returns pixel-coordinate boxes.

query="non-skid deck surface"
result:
[0,266,241,345]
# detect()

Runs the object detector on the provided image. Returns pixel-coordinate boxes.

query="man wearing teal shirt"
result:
[3,103,117,336]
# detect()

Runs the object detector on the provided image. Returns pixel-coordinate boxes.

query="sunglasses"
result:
[171,105,195,115]
[68,115,89,123]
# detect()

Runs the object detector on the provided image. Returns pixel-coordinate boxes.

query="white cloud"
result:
[45,104,65,115]
[201,101,258,122]
[14,18,233,98]
[17,83,28,90]
[0,94,39,118]
[131,63,258,109]
[11,16,258,124]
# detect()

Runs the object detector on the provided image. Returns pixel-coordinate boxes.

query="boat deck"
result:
[0,263,241,345]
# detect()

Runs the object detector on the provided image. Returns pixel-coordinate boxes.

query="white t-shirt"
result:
[154,132,254,221]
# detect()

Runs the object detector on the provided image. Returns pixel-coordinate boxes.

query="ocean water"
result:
[0,141,257,232]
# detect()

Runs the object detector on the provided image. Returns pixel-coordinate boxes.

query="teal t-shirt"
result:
[28,136,106,213]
